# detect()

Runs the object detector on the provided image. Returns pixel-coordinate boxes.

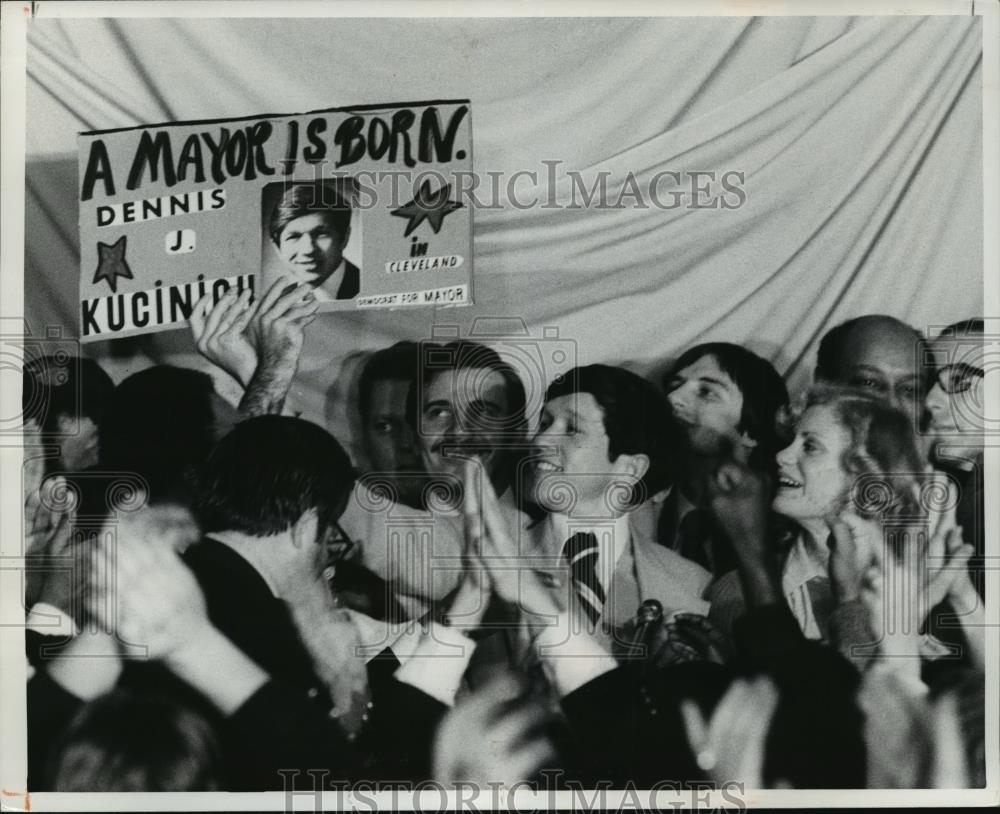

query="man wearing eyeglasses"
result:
[182,416,362,734]
[815,315,986,633]
[180,415,459,786]
[925,319,987,601]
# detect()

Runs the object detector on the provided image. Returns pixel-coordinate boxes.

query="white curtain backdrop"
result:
[23,15,984,455]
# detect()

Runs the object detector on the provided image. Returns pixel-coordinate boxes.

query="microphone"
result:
[630,599,664,662]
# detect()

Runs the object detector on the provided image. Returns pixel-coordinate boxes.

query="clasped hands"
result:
[441,460,568,638]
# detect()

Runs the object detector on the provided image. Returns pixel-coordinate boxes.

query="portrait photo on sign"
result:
[260,178,362,303]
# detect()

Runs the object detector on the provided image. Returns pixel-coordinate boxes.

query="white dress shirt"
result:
[308,259,347,302]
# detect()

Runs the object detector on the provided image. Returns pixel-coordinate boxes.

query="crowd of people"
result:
[20,274,988,793]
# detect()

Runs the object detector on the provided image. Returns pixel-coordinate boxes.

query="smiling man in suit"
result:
[453,364,716,736]
[522,364,712,648]
[268,180,359,301]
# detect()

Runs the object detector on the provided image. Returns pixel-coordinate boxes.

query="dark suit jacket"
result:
[559,602,865,789]
[559,661,725,788]
[180,537,444,786]
[657,486,741,578]
[465,514,711,692]
[325,260,359,299]
[182,538,321,694]
[27,539,445,790]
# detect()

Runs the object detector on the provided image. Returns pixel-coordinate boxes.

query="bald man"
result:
[814,314,928,426]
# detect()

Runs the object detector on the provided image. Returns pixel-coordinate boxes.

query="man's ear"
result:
[617,452,650,484]
[291,507,319,549]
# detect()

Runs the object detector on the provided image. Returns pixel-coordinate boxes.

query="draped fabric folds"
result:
[23,16,983,455]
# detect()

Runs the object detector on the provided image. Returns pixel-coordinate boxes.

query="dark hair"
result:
[49,690,222,792]
[358,341,418,423]
[268,181,351,245]
[815,314,923,383]
[664,343,789,473]
[927,319,986,406]
[938,318,984,337]
[407,340,527,434]
[195,415,355,536]
[99,366,218,504]
[546,364,672,505]
[22,355,114,436]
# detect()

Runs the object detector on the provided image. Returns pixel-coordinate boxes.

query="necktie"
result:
[562,532,605,625]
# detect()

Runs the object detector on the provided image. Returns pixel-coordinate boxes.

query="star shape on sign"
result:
[391,180,463,238]
[92,235,134,294]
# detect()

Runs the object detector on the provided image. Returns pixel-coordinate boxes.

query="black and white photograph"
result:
[262,179,362,303]
[1,1,997,810]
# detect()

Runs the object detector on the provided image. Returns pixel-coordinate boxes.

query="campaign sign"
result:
[77,100,473,342]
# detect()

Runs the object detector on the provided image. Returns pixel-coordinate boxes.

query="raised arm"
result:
[189,287,257,388]
[461,460,622,697]
[706,459,781,609]
[189,277,318,418]
[239,279,318,417]
[85,505,270,714]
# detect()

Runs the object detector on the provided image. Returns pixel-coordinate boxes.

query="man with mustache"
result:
[345,340,530,613]
[190,287,525,614]
[410,340,528,508]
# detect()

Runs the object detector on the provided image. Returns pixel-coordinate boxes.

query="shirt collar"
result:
[309,258,347,302]
[674,486,700,520]
[782,532,830,592]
